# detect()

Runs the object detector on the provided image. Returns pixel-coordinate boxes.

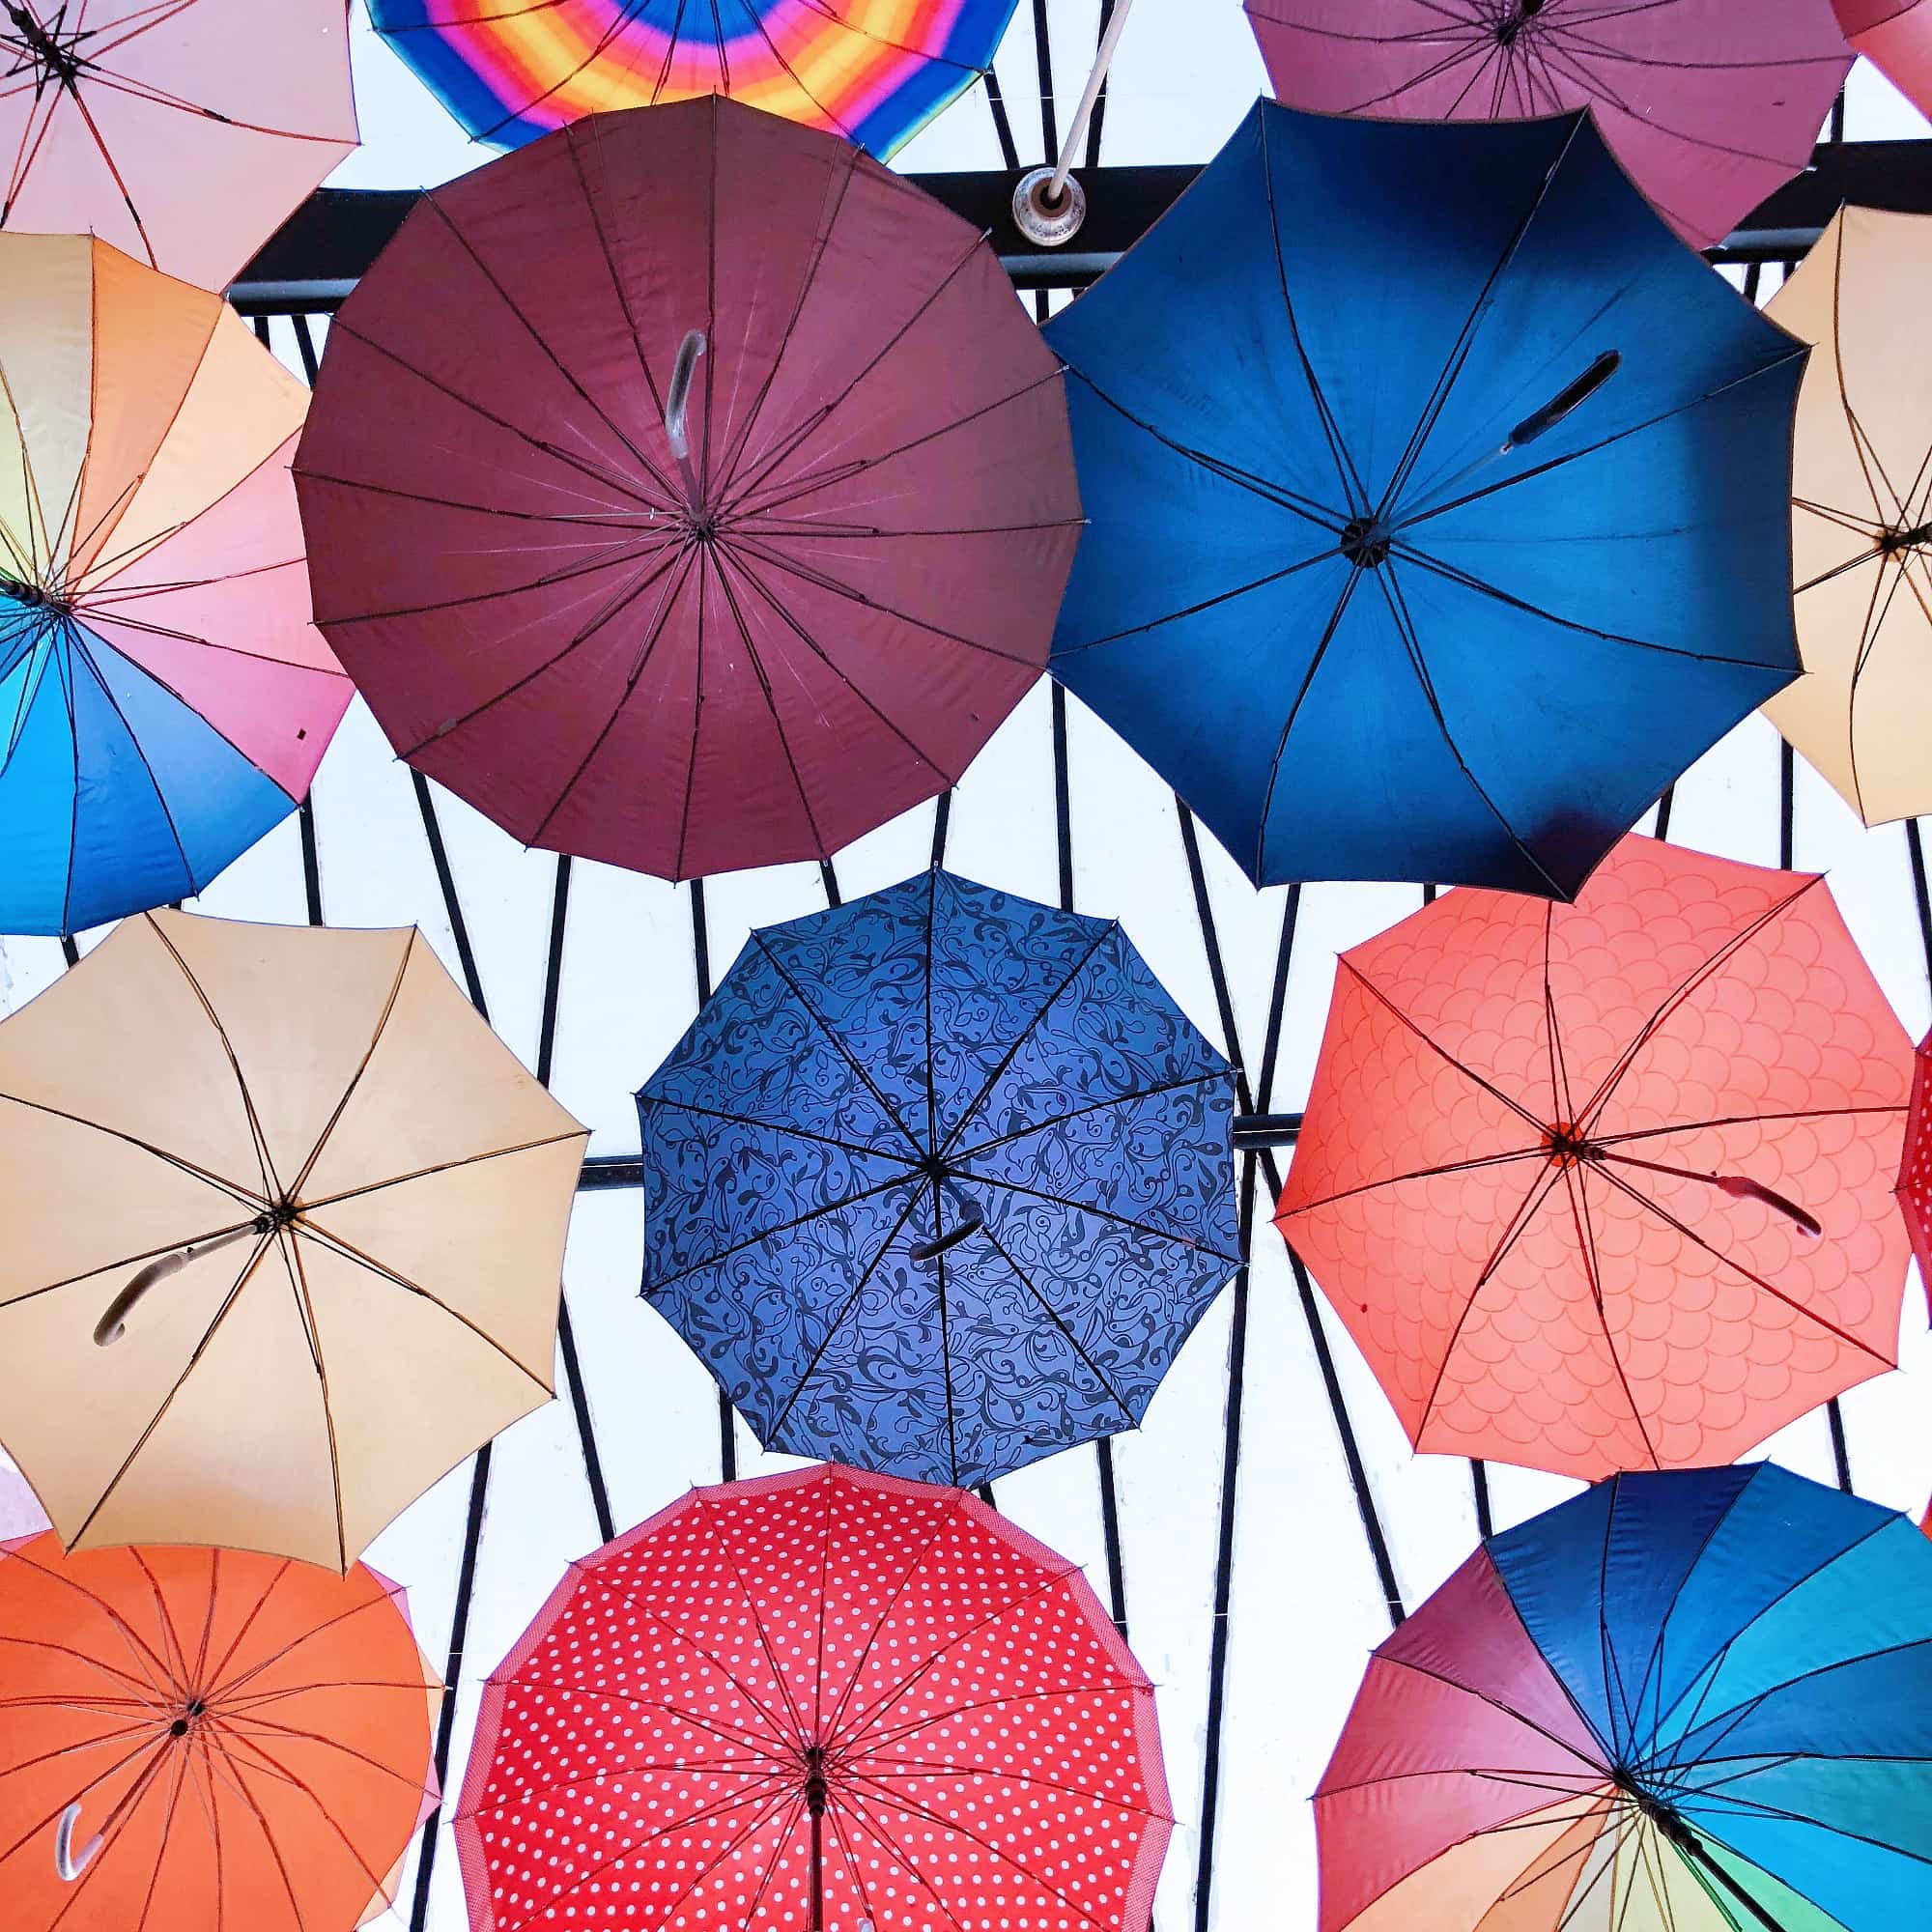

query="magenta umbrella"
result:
[1242,0,1852,249]
[295,98,1079,880]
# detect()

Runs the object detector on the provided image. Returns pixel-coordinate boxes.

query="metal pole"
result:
[1046,0,1136,203]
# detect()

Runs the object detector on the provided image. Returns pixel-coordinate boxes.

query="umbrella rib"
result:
[723,370,1074,528]
[200,1726,312,1926]
[1845,554,1919,824]
[934,1189,962,1483]
[750,935,925,1152]
[462,1754,784,1818]
[1588,1162,1895,1366]
[1373,1651,1615,1776]
[557,120,667,425]
[296,1129,588,1216]
[693,1495,814,1748]
[1257,112,1370,513]
[0,1630,168,1702]
[279,1230,346,1574]
[646,1172,921,1295]
[1279,1143,1573,1218]
[1791,495,1886,544]
[289,1220,554,1394]
[1564,1160,1662,1470]
[1314,1761,1609,1804]
[814,1493,975,1748]
[851,1683,1145,1762]
[968,1168,1241,1265]
[67,1232,278,1548]
[845,1753,1172,1825]
[321,318,662,513]
[208,1709,437,1807]
[128,1547,190,1693]
[1051,543,1346,659]
[936,924,1118,1155]
[1377,562,1570,895]
[283,931,415,1204]
[1410,1159,1576,1445]
[639,1090,923,1167]
[0,1212,265,1315]
[949,1068,1232,1163]
[762,1187,925,1446]
[833,1785,979,1932]
[1573,878,1830,1132]
[708,233,990,523]
[69,62,354,143]
[288,468,657,534]
[1545,902,1577,1127]
[495,1678,793,1764]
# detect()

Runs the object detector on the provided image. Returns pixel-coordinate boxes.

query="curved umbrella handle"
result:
[56,1802,103,1882]
[95,1221,265,1346]
[909,1210,983,1264]
[1505,350,1621,451]
[664,329,707,464]
[1715,1174,1823,1239]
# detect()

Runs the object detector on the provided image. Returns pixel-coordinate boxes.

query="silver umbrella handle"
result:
[55,1801,103,1882]
[94,1220,268,1347]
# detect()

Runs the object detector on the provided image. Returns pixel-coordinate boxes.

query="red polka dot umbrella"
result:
[453,1463,1170,1932]
[1276,833,1916,1479]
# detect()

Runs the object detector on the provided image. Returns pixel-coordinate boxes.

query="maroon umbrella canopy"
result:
[1242,0,1853,249]
[295,99,1079,880]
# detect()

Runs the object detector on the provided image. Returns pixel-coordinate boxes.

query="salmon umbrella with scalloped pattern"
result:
[454,1463,1171,1932]
[1276,833,1915,1479]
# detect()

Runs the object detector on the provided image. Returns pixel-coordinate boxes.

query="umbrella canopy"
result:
[453,1462,1171,1932]
[1318,1463,1932,1932]
[0,1,356,291]
[1835,2,1932,119]
[1241,0,1851,250]
[367,0,1020,158]
[297,98,1078,883]
[1276,835,1915,1478]
[638,868,1238,1488]
[0,909,587,1569]
[1902,1029,1932,1312]
[0,234,352,937]
[1763,207,1932,827]
[0,1534,439,1928]
[1044,103,1804,898]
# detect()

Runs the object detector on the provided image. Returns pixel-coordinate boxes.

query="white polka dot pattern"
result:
[452,1463,1172,1932]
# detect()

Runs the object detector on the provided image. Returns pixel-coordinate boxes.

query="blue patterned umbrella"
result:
[637,869,1240,1488]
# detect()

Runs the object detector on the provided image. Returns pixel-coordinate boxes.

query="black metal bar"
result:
[1908,822,1932,986]
[226,141,1932,315]
[981,68,1022,175]
[930,790,953,869]
[406,773,496,1932]
[819,860,842,908]
[1254,887,1299,1116]
[1086,0,1118,168]
[1031,0,1058,163]
[298,798,323,926]
[687,876,736,1484]
[1471,1460,1494,1540]
[1654,783,1676,843]
[1231,1113,1303,1150]
[290,311,321,385]
[58,934,78,967]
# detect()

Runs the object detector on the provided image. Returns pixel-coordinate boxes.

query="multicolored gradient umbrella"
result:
[0,1534,439,1929]
[454,1463,1171,1932]
[639,869,1238,1488]
[368,0,1019,157]
[1046,103,1804,896]
[1319,1463,1932,1932]
[1764,207,1932,827]
[1241,0,1852,249]
[298,99,1078,883]
[1,235,352,936]
[0,1,356,291]
[1277,835,1915,1478]
[0,910,586,1569]
[1835,1,1932,119]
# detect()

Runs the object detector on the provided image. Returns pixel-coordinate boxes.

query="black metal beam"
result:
[227,139,1932,314]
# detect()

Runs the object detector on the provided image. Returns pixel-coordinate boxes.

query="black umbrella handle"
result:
[1505,350,1621,450]
[909,1211,982,1264]
[1668,1820,1788,1932]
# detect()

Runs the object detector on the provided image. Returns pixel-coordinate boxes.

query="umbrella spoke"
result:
[639,1094,916,1169]
[949,1069,1232,1164]
[955,1169,1242,1264]
[295,1128,589,1217]
[694,1496,816,1749]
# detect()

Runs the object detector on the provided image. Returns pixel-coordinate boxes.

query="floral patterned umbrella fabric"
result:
[637,868,1239,1488]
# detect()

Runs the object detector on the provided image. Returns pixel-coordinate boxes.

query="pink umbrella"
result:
[0,2,356,292]
[296,98,1080,882]
[1836,1,1932,116]
[1242,0,1853,249]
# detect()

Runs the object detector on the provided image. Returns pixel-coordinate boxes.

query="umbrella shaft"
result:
[809,1798,823,1932]
[1678,1829,1787,1932]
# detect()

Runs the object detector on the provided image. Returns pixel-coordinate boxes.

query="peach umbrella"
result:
[0,1533,438,1926]
[0,234,353,935]
[0,2,356,291]
[0,909,587,1570]
[1277,835,1915,1479]
[1765,207,1932,827]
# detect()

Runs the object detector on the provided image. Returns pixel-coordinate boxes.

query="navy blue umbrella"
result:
[637,869,1239,1488]
[1045,101,1806,898]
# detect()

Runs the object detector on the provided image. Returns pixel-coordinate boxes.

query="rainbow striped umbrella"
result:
[367,0,1020,156]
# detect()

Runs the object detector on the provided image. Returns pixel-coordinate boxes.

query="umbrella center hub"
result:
[1497,0,1548,43]
[1543,1122,1596,1168]
[1340,516,1392,569]
[256,1199,300,1233]
[0,572,72,617]
[1881,520,1932,555]
[2,6,90,90]
[168,1697,207,1741]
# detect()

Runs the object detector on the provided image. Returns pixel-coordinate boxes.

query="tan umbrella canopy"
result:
[1764,206,1932,826]
[0,911,586,1571]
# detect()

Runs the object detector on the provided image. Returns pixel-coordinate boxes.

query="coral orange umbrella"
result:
[1276,834,1915,1478]
[0,1534,438,1927]
[1836,2,1932,119]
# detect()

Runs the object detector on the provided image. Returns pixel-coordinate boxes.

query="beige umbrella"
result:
[1765,206,1932,826]
[0,910,586,1571]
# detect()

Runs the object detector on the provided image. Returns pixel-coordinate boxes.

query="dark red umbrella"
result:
[296,98,1079,880]
[1903,1029,1932,1315]
[1241,0,1853,249]
[453,1463,1171,1932]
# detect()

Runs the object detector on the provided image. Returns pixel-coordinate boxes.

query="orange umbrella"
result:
[0,1534,438,1927]
[1277,835,1915,1479]
[0,2,356,291]
[1765,207,1932,826]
